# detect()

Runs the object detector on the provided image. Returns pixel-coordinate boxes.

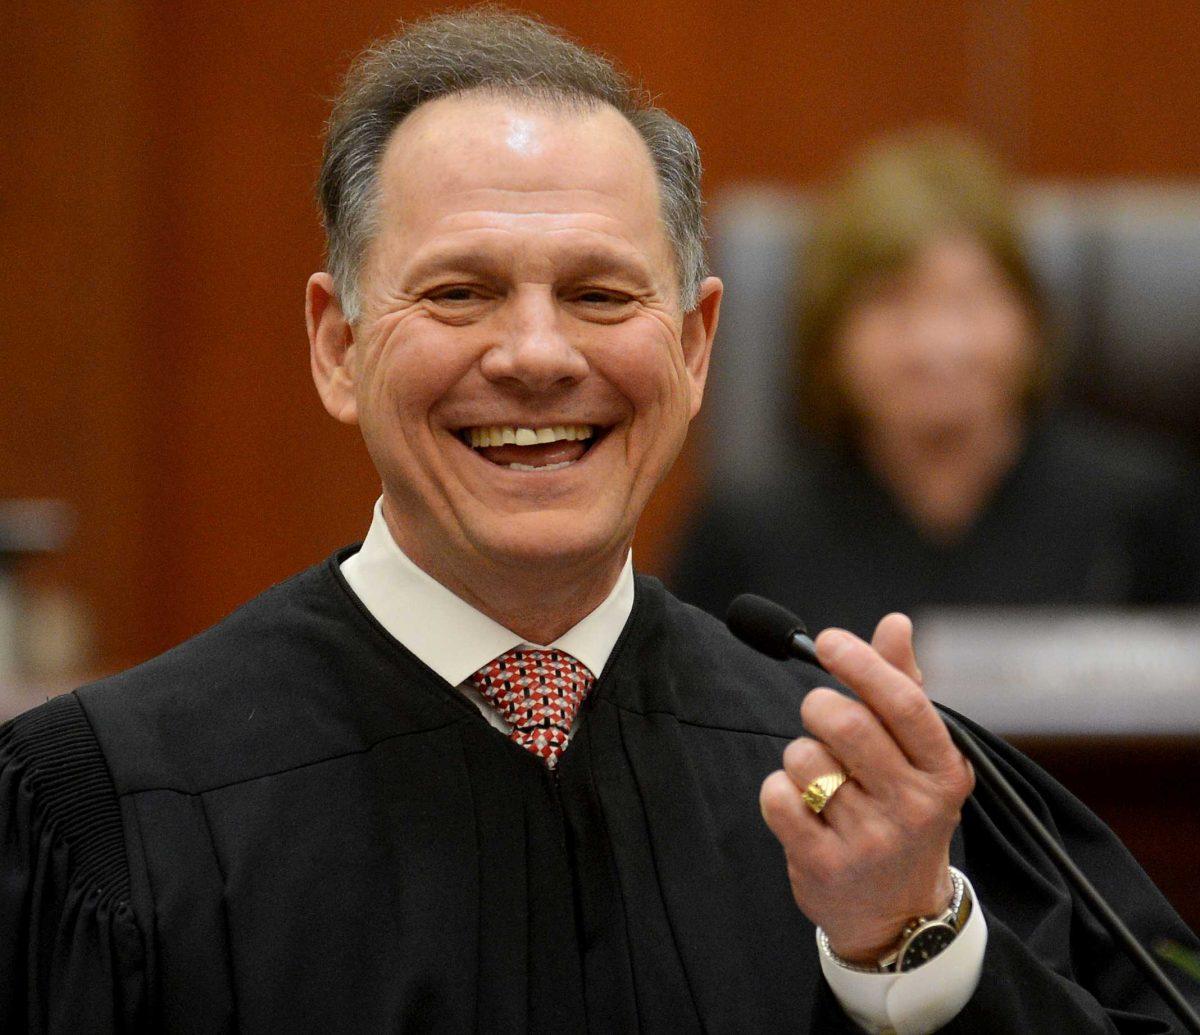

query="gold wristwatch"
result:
[819,867,973,974]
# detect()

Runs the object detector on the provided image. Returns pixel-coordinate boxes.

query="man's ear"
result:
[680,276,722,419]
[307,272,359,425]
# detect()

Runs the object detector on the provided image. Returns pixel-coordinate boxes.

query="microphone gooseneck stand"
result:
[725,593,1200,1034]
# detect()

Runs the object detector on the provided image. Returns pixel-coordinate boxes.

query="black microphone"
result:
[725,592,1200,1034]
[726,593,986,760]
[726,593,820,666]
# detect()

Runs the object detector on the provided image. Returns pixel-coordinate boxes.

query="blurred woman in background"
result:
[672,130,1200,636]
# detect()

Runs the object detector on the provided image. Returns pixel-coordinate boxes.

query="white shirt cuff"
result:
[816,869,987,1035]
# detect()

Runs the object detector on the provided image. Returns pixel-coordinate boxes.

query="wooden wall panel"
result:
[1027,1,1200,177]
[3,1,1199,669]
[138,3,387,649]
[0,3,163,667]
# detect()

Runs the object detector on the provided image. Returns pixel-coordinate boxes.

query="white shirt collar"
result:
[340,499,635,686]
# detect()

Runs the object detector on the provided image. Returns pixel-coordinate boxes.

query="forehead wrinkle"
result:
[384,192,660,246]
[419,191,661,230]
[426,206,668,265]
[384,144,660,223]
[454,186,637,199]
[434,210,646,232]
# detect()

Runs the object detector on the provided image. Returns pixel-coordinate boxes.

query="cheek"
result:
[974,307,1037,386]
[361,329,473,422]
[597,325,690,409]
[835,317,898,398]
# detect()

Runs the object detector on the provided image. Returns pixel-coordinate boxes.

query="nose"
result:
[479,287,589,391]
[905,301,979,377]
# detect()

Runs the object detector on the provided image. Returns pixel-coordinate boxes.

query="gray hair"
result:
[317,9,706,322]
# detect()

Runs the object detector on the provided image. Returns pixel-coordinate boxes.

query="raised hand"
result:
[759,613,974,963]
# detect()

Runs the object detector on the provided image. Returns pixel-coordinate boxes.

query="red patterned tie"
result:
[470,648,593,769]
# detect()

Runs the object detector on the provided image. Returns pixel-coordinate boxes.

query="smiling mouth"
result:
[459,424,598,471]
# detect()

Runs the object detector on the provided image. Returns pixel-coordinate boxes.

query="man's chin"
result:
[468,515,627,574]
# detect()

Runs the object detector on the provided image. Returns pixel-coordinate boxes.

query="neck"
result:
[381,503,627,644]
[859,415,1025,544]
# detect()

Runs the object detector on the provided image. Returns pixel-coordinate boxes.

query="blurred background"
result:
[2,2,1198,922]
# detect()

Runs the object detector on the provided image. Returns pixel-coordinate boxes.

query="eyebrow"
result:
[553,247,656,287]
[402,244,657,290]
[402,250,506,286]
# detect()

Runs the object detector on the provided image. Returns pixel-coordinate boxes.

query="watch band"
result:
[817,867,972,974]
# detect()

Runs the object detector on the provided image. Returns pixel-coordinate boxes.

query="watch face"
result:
[898,921,957,971]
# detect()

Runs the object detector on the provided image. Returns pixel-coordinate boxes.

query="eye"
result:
[419,284,496,324]
[571,288,635,308]
[566,288,638,324]
[426,285,482,304]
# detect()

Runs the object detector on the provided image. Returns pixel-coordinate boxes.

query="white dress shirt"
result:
[341,499,986,1033]
[341,500,635,730]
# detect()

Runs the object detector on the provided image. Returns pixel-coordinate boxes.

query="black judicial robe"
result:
[2,552,1198,1033]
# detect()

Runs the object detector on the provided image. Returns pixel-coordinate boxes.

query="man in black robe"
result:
[2,11,1198,1033]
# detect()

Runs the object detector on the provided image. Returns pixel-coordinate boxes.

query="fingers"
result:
[799,688,910,800]
[763,619,972,957]
[779,736,878,838]
[814,627,958,776]
[760,763,837,856]
[782,734,844,791]
[870,612,922,687]
[761,737,857,848]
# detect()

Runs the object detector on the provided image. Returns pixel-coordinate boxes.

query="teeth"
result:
[508,460,573,472]
[465,424,595,447]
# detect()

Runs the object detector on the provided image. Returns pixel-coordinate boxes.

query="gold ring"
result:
[802,772,848,815]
